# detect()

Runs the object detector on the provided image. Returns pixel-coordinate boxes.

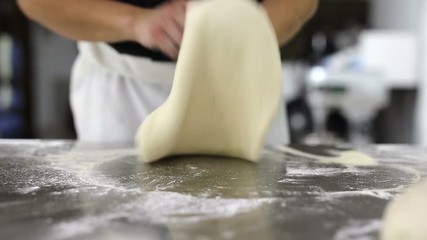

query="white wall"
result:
[370,0,422,31]
[416,1,427,145]
[370,0,425,144]
[372,0,427,145]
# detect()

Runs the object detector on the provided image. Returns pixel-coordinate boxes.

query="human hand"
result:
[132,0,187,59]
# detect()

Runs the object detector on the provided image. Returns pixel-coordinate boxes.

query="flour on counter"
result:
[2,142,426,240]
[16,186,40,194]
[50,192,276,240]
[334,220,382,240]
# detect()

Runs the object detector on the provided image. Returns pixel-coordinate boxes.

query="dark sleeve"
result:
[109,41,172,61]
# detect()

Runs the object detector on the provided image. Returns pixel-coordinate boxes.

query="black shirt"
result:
[110,0,262,61]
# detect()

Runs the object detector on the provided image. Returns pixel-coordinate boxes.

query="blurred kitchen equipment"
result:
[306,68,389,144]
[302,29,420,145]
[282,63,315,143]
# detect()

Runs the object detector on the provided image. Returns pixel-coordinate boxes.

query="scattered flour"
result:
[16,186,40,194]
[50,192,276,240]
[34,149,278,239]
[334,220,382,240]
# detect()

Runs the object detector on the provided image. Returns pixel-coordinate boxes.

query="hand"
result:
[132,0,187,59]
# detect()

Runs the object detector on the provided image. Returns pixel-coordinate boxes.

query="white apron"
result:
[70,42,289,145]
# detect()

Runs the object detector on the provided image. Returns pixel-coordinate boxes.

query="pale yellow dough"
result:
[381,180,427,240]
[135,0,282,162]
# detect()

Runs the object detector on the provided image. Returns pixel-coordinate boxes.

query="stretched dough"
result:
[381,180,427,240]
[135,0,282,162]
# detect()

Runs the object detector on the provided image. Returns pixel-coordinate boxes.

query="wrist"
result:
[127,8,152,44]
[121,8,150,43]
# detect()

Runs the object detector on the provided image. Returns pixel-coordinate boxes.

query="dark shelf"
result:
[0,0,15,16]
[281,0,370,60]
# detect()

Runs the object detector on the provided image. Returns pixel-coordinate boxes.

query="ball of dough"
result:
[135,0,282,162]
[381,180,427,240]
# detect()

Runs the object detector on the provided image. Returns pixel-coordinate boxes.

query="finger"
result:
[171,0,186,29]
[147,25,164,49]
[163,17,183,46]
[157,32,179,59]
[177,0,188,12]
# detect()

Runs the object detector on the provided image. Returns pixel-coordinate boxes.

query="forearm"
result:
[18,0,143,42]
[263,0,318,45]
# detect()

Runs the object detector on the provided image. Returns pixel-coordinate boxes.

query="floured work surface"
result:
[0,141,425,240]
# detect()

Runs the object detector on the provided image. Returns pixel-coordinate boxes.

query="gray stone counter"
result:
[0,140,425,240]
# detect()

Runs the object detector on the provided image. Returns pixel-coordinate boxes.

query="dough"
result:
[381,180,427,240]
[278,146,377,166]
[135,0,282,162]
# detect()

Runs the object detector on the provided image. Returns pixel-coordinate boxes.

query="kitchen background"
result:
[0,0,425,145]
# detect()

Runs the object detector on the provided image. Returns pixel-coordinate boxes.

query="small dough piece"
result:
[135,0,282,162]
[278,146,377,166]
[381,180,427,240]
